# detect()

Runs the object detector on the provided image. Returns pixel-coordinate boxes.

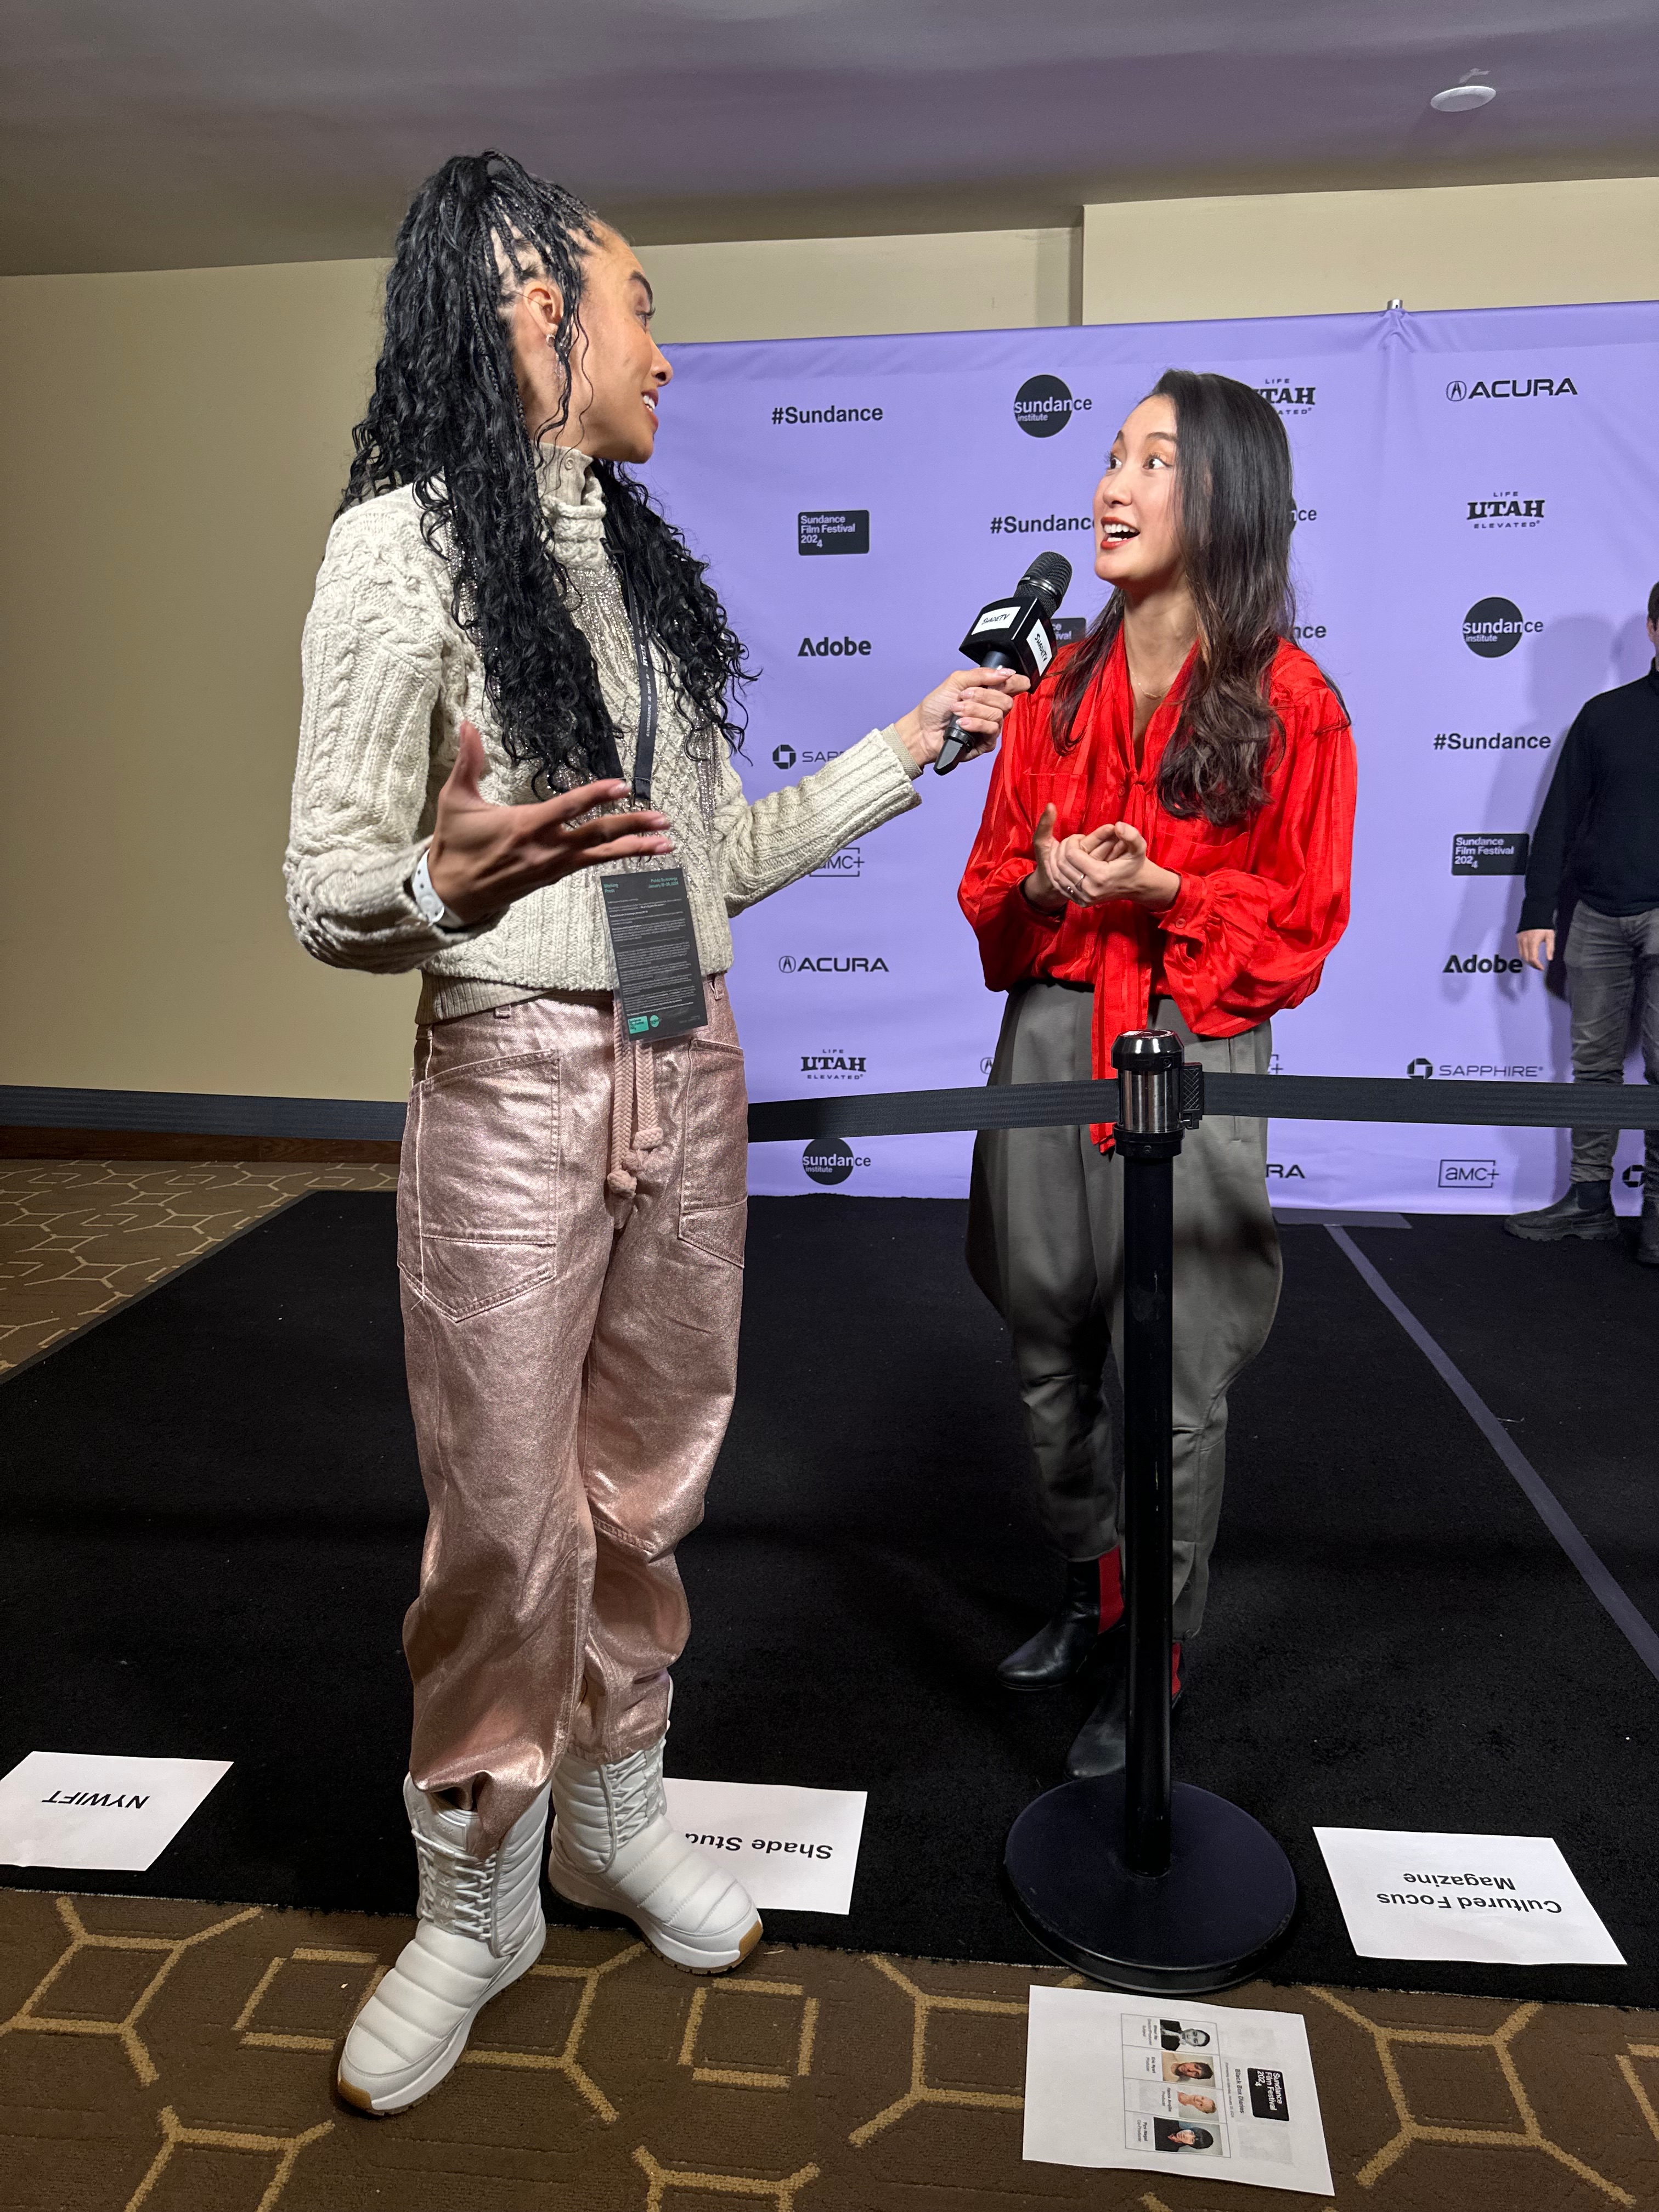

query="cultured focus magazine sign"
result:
[650,303,1659,1213]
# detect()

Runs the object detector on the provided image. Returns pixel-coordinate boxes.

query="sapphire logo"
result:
[803,1137,870,1186]
[1463,597,1541,658]
[1013,375,1088,438]
[772,743,796,769]
[1407,1058,1434,1078]
[1439,1159,1499,1189]
[1447,376,1577,402]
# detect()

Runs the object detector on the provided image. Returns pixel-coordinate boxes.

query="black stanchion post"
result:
[1002,1028,1299,1993]
[1115,1030,1181,1878]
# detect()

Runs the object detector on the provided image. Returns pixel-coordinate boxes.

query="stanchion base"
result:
[1005,1779,1296,1994]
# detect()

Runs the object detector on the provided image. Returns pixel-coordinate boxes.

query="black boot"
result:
[1064,1638,1184,1779]
[1503,1181,1619,1243]
[1639,1199,1658,1268]
[997,1554,1119,1690]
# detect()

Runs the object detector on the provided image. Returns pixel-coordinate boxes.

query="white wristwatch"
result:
[410,848,470,932]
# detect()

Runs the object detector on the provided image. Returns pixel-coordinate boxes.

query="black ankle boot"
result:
[997,1555,1118,1690]
[1064,1639,1184,1778]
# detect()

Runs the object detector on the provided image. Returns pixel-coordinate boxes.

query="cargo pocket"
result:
[402,1046,560,1319]
[678,1036,748,1267]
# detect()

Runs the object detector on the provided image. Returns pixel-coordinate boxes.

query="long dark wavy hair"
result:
[1049,368,1300,827]
[340,151,751,792]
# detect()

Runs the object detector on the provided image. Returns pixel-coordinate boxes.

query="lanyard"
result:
[597,566,660,804]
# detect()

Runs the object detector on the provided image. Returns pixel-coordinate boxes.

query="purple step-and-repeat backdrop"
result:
[650,300,1658,1212]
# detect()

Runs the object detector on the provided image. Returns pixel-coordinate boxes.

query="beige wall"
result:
[3,174,1655,1105]
[0,258,411,1102]
[1082,176,1659,324]
[646,227,1077,342]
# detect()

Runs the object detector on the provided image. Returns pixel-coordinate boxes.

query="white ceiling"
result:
[7,0,1659,274]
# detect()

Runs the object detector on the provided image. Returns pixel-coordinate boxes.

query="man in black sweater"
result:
[1505,583,1659,1265]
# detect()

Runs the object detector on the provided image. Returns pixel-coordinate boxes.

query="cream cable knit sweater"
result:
[286,448,922,1023]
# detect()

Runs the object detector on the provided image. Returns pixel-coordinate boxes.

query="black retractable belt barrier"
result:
[747,1070,1659,1144]
[746,1047,1657,1992]
[998,1031,1297,1991]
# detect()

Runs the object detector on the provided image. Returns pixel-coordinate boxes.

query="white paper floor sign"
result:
[662,1778,867,1914]
[1314,1827,1626,1967]
[0,1752,233,1872]
[1023,1987,1334,2194]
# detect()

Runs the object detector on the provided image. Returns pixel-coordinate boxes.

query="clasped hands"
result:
[1024,804,1180,915]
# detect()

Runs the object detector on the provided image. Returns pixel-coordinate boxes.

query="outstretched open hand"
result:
[426,720,674,923]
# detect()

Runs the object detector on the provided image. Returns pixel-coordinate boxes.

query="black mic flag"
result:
[934,551,1073,775]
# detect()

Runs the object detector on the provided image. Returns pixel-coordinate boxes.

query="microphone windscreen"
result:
[1018,551,1072,608]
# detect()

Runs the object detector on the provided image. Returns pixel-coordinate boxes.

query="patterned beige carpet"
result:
[0,1159,395,1374]
[3,1160,1658,2210]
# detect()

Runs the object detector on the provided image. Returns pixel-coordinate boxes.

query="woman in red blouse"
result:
[960,369,1356,1779]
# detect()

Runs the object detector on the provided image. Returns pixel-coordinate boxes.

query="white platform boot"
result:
[548,1739,762,1972]
[336,1776,549,2114]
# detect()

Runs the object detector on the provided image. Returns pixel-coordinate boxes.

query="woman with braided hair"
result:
[286,151,1023,2114]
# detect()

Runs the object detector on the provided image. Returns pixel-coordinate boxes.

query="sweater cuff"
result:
[1517,895,1556,932]
[878,723,924,781]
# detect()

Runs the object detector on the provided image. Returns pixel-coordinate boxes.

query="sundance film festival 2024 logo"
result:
[1013,375,1092,438]
[1463,597,1542,657]
[798,510,870,555]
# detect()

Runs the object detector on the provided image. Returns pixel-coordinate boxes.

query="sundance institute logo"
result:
[1013,374,1090,438]
[1463,596,1541,658]
[802,1137,870,1186]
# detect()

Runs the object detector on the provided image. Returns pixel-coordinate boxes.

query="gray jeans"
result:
[1565,902,1659,1189]
[967,983,1282,1641]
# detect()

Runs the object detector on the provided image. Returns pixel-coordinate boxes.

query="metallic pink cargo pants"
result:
[396,981,747,1857]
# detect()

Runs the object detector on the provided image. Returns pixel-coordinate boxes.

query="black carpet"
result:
[2,1192,1656,2005]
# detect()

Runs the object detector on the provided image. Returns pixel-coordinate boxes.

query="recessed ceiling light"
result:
[1431,83,1497,112]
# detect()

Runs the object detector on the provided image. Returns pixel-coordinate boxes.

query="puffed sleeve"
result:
[1155,678,1357,1032]
[958,688,1065,989]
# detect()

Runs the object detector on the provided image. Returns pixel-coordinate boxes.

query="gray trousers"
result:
[1566,902,1659,1190]
[967,983,1282,1640]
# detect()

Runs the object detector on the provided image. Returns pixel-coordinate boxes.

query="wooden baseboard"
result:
[0,1127,403,1165]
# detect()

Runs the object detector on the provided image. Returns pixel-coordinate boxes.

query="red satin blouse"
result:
[958,630,1357,1144]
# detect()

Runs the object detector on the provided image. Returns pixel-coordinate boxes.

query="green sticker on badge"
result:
[628,1015,651,1035]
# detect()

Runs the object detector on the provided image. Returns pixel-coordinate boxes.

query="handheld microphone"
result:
[934,551,1072,775]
